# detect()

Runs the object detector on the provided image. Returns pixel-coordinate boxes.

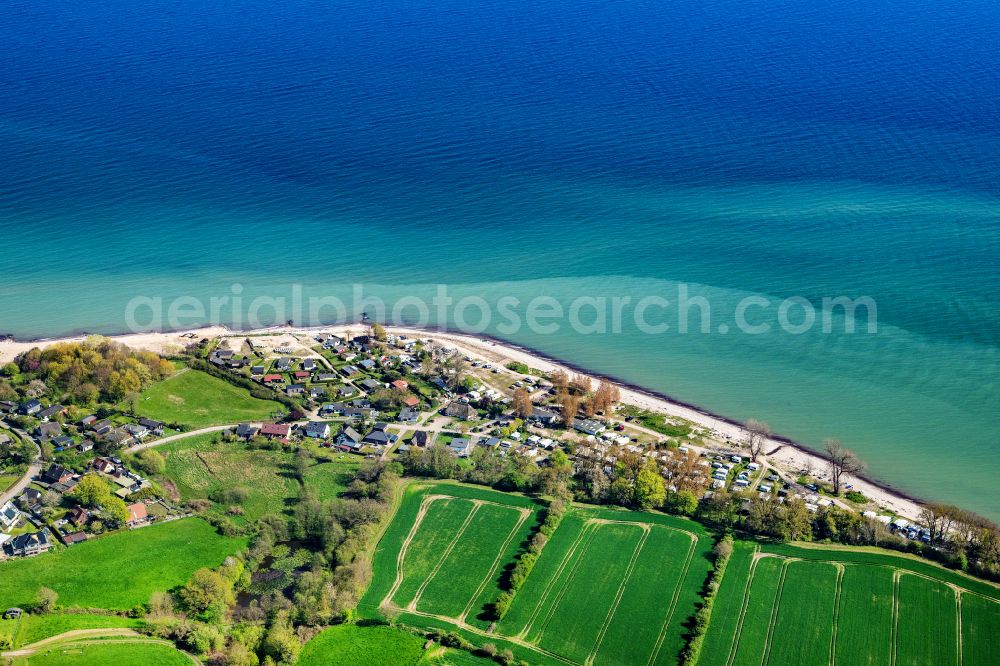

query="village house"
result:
[251,365,265,376]
[41,464,73,485]
[260,423,290,440]
[341,365,360,378]
[285,383,305,396]
[316,373,337,382]
[124,423,149,440]
[574,418,606,436]
[335,427,363,450]
[529,407,560,427]
[0,501,21,531]
[274,357,293,372]
[447,438,474,457]
[445,402,476,420]
[360,378,382,392]
[309,387,326,399]
[302,358,317,371]
[6,531,51,557]
[235,423,259,440]
[401,394,420,409]
[36,404,65,422]
[411,430,430,447]
[338,385,356,397]
[126,503,149,527]
[18,399,41,416]
[90,419,114,436]
[303,422,331,439]
[363,423,397,447]
[138,418,165,435]
[293,371,311,381]
[35,422,61,440]
[391,379,409,391]
[67,506,90,526]
[19,488,42,512]
[102,428,134,448]
[263,374,284,385]
[397,407,420,423]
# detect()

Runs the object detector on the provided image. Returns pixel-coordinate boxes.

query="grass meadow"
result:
[0,518,244,610]
[157,434,361,521]
[136,368,281,427]
[11,639,191,665]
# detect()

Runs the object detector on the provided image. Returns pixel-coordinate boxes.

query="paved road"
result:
[0,424,42,505]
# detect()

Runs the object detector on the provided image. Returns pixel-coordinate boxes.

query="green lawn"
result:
[0,518,245,610]
[0,472,20,493]
[13,639,190,665]
[136,368,281,427]
[298,624,426,666]
[298,624,496,666]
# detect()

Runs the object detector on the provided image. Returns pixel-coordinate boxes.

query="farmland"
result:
[0,518,245,610]
[359,482,713,665]
[136,368,281,427]
[696,542,1000,666]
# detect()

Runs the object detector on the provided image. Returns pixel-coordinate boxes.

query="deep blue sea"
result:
[1,1,998,518]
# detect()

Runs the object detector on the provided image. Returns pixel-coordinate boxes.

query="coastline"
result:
[0,322,925,520]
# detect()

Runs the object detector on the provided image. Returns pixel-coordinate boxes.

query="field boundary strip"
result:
[458,506,534,623]
[399,606,577,666]
[408,501,483,611]
[646,531,699,666]
[586,524,651,665]
[828,563,845,666]
[759,558,792,666]
[517,519,598,640]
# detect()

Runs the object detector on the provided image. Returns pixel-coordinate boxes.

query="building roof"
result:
[127,503,148,523]
[261,423,290,437]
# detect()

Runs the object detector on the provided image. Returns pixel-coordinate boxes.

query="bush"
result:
[680,535,733,665]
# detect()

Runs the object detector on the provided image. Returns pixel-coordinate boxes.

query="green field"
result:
[359,482,712,666]
[298,624,495,666]
[158,434,361,520]
[12,639,191,665]
[0,518,245,610]
[696,542,1000,666]
[137,368,281,427]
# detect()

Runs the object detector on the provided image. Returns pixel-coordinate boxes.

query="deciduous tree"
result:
[824,438,864,495]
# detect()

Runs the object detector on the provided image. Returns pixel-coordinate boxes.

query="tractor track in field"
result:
[382,493,437,611]
[828,563,845,666]
[724,547,764,666]
[647,531,699,666]
[459,506,533,624]
[532,522,602,645]
[388,605,577,665]
[890,569,902,666]
[759,558,791,666]
[517,520,597,640]
[586,524,651,665]
[408,501,482,611]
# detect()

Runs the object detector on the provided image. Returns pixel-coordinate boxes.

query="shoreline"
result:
[0,321,926,520]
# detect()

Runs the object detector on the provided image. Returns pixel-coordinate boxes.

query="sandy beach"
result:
[0,323,925,520]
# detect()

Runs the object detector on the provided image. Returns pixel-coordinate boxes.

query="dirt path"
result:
[1,628,139,656]
[126,423,236,452]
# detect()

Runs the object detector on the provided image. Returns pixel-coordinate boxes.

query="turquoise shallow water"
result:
[1,0,998,518]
